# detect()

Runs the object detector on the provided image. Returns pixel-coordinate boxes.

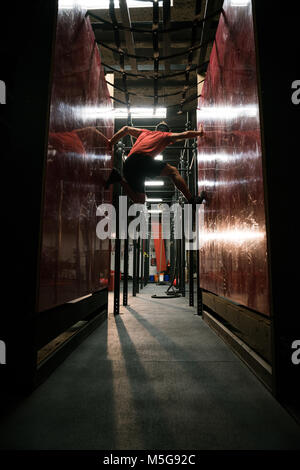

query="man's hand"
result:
[169,124,205,143]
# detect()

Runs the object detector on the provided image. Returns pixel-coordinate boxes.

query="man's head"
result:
[155,121,170,132]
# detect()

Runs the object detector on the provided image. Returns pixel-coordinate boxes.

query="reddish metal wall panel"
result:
[197,0,270,315]
[38,6,113,311]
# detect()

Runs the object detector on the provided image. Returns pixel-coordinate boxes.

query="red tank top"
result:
[127,129,172,158]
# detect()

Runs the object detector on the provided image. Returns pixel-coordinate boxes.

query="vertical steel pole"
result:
[181,211,185,297]
[170,210,175,283]
[132,239,137,297]
[144,238,148,286]
[189,138,195,307]
[196,248,203,316]
[186,111,194,306]
[189,251,194,306]
[179,147,185,296]
[136,236,140,293]
[193,127,203,316]
[113,138,124,316]
[114,198,121,315]
[144,217,151,286]
[140,239,144,290]
[177,237,181,291]
[123,235,129,306]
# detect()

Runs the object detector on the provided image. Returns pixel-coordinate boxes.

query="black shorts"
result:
[123,153,167,194]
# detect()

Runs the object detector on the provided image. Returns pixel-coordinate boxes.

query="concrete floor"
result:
[0,284,300,450]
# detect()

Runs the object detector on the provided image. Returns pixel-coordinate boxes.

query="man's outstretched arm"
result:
[109,126,144,146]
[169,124,204,143]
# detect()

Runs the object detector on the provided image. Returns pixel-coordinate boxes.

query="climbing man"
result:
[105,121,207,205]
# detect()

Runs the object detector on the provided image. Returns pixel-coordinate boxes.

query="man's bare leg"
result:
[161,164,193,201]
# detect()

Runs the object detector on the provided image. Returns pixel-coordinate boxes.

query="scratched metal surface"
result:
[197,0,269,315]
[38,5,113,311]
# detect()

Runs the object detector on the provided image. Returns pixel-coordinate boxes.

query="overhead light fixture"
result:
[74,106,166,120]
[73,105,113,120]
[146,198,163,202]
[114,107,167,119]
[145,181,164,186]
[154,154,163,161]
[59,1,173,9]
